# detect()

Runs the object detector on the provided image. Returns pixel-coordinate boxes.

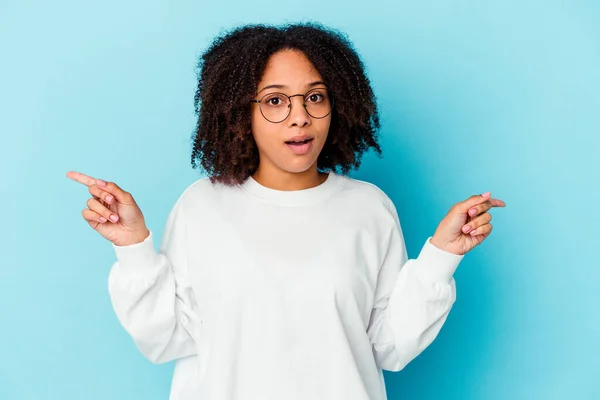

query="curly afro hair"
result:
[191,21,382,185]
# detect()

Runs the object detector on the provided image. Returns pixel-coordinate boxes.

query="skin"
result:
[246,50,507,255]
[65,170,506,253]
[65,171,149,246]
[431,192,506,255]
[249,49,331,191]
[66,51,507,254]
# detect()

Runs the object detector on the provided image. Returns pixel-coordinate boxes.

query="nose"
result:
[286,95,311,127]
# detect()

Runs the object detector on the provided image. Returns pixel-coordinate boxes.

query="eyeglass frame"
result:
[250,88,335,123]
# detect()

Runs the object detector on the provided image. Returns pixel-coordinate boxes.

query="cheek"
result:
[314,118,331,142]
[250,108,262,132]
[250,114,280,148]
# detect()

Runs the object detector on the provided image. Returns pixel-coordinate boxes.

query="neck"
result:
[252,164,327,191]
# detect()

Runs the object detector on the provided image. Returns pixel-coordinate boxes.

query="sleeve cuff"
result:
[111,230,160,273]
[413,236,464,283]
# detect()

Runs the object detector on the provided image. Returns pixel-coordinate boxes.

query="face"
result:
[250,49,332,178]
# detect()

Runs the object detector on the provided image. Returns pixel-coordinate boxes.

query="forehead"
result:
[258,49,324,86]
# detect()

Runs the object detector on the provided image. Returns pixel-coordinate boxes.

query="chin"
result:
[282,164,316,174]
[279,158,320,174]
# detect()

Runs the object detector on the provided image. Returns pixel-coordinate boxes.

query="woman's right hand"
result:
[66,171,150,246]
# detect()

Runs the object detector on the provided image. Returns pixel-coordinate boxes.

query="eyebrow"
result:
[257,81,327,95]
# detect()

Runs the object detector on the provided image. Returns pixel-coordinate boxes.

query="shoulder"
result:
[333,173,401,230]
[337,174,396,213]
[184,175,218,196]
[168,176,225,213]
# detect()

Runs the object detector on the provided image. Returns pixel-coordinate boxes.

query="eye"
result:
[263,93,287,107]
[306,91,326,103]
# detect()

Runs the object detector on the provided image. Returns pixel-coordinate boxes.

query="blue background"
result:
[1,0,598,399]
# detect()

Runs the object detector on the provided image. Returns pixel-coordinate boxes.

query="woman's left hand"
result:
[430,192,506,255]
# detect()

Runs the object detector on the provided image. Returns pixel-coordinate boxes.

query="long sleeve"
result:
[367,198,464,372]
[107,194,201,364]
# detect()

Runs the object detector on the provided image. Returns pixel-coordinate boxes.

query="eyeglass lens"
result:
[258,89,332,122]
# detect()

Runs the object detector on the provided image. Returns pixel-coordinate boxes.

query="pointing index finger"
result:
[66,171,97,187]
[490,198,506,207]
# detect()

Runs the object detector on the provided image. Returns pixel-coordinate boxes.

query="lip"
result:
[284,135,314,143]
[285,138,314,155]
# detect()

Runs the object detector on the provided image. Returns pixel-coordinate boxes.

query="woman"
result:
[67,22,505,400]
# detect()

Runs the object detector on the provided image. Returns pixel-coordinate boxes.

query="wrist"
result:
[430,236,445,250]
[114,228,150,247]
[430,235,463,255]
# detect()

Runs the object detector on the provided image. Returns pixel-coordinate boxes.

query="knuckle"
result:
[99,203,111,216]
[82,209,95,221]
[103,182,113,192]
[108,181,121,193]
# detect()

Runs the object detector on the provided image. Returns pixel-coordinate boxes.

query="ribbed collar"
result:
[238,171,345,206]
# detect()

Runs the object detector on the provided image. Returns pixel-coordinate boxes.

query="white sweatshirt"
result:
[108,171,464,400]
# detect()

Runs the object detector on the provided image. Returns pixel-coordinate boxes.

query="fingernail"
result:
[106,195,113,203]
[469,208,476,216]
[470,229,478,235]
[463,225,471,233]
[110,214,118,222]
[481,192,490,197]
[97,179,106,187]
[99,217,107,222]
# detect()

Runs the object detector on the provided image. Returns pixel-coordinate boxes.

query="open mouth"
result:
[284,138,314,155]
[285,138,314,145]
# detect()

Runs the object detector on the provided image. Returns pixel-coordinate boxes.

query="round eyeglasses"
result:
[250,88,334,123]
